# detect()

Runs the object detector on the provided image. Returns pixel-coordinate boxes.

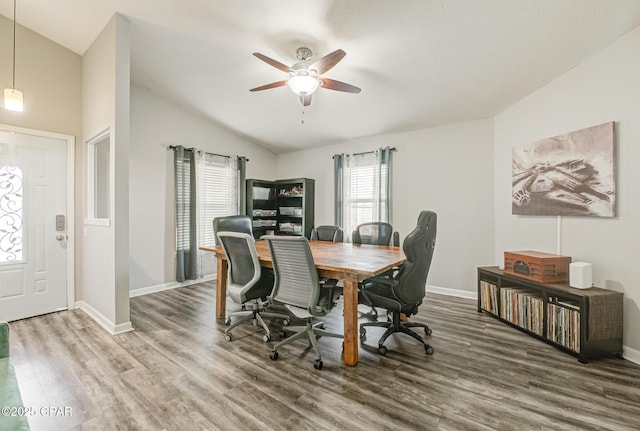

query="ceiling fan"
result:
[249,47,361,107]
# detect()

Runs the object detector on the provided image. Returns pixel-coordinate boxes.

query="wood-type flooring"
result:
[7,281,640,430]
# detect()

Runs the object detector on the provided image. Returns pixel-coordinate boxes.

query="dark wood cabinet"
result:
[246,179,278,239]
[246,178,314,239]
[478,266,623,363]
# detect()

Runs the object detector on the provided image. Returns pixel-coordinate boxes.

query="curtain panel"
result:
[174,145,198,282]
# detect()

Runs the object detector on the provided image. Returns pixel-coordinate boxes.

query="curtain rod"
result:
[168,145,249,162]
[332,147,397,159]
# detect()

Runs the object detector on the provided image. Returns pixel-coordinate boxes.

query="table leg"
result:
[215,257,227,319]
[342,278,359,366]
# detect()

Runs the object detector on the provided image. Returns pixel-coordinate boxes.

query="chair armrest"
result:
[0,322,9,359]
[363,276,399,288]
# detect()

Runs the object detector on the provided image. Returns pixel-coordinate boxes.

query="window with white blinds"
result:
[346,153,388,230]
[198,153,236,248]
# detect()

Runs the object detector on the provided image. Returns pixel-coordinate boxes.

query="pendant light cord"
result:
[11,0,16,88]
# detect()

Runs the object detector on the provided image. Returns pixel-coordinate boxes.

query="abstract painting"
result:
[512,122,615,217]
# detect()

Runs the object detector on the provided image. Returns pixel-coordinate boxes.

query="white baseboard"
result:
[75,300,134,335]
[623,345,640,365]
[129,274,216,298]
[427,284,477,300]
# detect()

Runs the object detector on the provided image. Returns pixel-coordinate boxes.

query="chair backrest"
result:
[394,211,437,306]
[353,222,399,246]
[216,231,260,292]
[265,236,330,316]
[213,215,252,242]
[310,225,344,242]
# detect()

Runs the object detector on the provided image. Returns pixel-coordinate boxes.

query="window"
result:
[174,146,246,281]
[345,154,388,230]
[198,153,238,248]
[0,164,23,263]
[85,129,110,225]
[335,147,393,240]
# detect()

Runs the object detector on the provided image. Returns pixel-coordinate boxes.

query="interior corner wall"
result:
[493,27,640,356]
[276,119,495,294]
[80,14,131,332]
[129,85,277,292]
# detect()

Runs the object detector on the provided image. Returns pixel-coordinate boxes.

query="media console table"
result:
[477,266,623,363]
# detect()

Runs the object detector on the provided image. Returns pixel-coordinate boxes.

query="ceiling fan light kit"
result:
[287,75,319,96]
[250,47,361,106]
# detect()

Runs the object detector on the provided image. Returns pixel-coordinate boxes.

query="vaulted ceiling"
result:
[2,0,640,153]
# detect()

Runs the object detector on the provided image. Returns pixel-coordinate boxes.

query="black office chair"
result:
[310,225,344,242]
[310,225,344,288]
[352,222,399,247]
[353,222,400,318]
[216,231,289,342]
[265,236,343,370]
[359,211,437,356]
[213,214,252,238]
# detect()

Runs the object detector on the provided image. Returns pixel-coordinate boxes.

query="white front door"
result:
[0,128,69,321]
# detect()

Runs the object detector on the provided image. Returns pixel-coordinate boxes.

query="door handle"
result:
[56,235,66,241]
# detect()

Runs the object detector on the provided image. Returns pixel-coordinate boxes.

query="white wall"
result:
[277,119,495,294]
[494,27,640,357]
[129,85,278,292]
[80,14,132,333]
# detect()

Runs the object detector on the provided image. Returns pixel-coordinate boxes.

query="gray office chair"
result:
[213,214,252,239]
[217,231,289,342]
[265,236,343,370]
[352,221,400,318]
[310,225,344,242]
[359,211,437,356]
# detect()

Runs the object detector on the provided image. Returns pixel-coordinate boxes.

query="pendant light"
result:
[4,0,23,112]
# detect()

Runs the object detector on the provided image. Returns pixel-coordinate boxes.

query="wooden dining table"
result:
[201,239,406,366]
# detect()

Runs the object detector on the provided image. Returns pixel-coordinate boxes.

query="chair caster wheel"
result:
[270,351,279,361]
[279,331,287,339]
[359,327,366,336]
[425,327,432,336]
[282,319,290,326]
[262,334,271,343]
[378,345,388,356]
[224,317,231,325]
[224,333,233,342]
[425,345,434,355]
[313,359,323,370]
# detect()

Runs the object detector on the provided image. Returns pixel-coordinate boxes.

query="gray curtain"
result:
[377,146,393,224]
[237,156,247,215]
[174,146,198,282]
[333,153,344,226]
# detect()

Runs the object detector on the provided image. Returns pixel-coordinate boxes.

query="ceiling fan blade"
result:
[319,78,361,94]
[311,49,346,74]
[249,80,288,92]
[253,52,290,73]
[300,95,312,106]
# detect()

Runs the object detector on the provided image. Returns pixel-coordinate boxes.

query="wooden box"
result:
[504,251,571,284]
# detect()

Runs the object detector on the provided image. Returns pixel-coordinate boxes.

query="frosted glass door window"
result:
[0,165,23,263]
